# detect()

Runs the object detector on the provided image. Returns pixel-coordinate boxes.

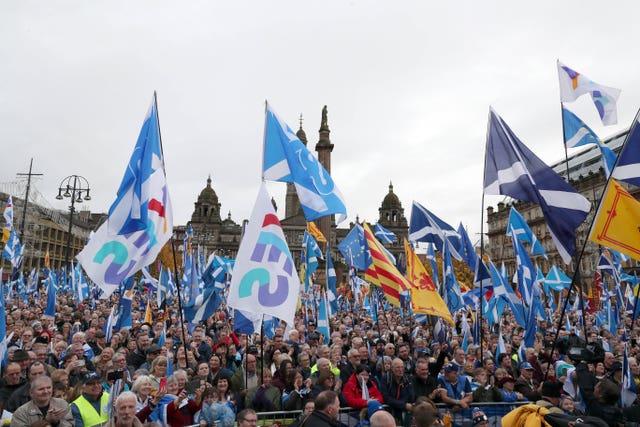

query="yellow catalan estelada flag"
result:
[404,238,455,326]
[589,178,640,261]
[362,222,410,307]
[306,222,327,243]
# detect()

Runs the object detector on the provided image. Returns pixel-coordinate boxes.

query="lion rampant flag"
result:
[404,238,454,325]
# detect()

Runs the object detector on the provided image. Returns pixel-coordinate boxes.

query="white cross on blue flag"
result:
[484,108,590,264]
[263,102,347,223]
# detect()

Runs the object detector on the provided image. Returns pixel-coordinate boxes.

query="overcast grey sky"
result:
[2,1,639,243]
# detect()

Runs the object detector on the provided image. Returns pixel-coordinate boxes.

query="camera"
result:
[107,370,124,381]
[567,343,604,364]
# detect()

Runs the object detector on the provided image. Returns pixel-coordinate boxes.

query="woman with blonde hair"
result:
[149,356,168,391]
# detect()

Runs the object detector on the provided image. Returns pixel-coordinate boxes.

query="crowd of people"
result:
[0,290,639,427]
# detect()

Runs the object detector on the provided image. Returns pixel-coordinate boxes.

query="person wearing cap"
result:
[534,380,564,414]
[139,344,162,372]
[435,362,472,409]
[10,376,74,427]
[342,364,383,409]
[514,361,541,401]
[607,361,622,385]
[498,376,527,402]
[471,407,488,427]
[11,349,31,379]
[70,372,110,427]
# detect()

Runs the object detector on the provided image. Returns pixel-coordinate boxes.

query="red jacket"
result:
[342,373,384,409]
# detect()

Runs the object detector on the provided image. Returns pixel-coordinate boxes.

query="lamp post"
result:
[55,175,91,270]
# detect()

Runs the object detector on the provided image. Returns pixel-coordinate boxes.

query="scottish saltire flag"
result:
[442,242,464,313]
[622,343,638,407]
[73,262,89,302]
[484,108,590,264]
[103,306,116,342]
[544,265,572,292]
[77,96,172,296]
[460,313,471,352]
[26,268,38,295]
[302,231,323,289]
[611,110,640,186]
[157,266,170,306]
[507,207,547,258]
[44,271,56,318]
[409,201,462,260]
[2,228,23,269]
[473,258,492,289]
[326,248,338,314]
[263,102,347,222]
[563,108,618,177]
[233,308,262,335]
[597,251,622,285]
[317,293,330,344]
[2,196,13,243]
[562,107,600,148]
[114,277,135,331]
[510,229,537,306]
[140,266,158,292]
[557,61,621,125]
[490,260,526,326]
[374,223,396,243]
[183,281,222,325]
[457,223,477,272]
[338,224,372,271]
[228,183,300,326]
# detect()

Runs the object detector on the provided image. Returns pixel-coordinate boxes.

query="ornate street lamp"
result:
[55,175,91,269]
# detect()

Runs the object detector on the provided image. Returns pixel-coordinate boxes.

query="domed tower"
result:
[377,182,408,258]
[191,176,222,225]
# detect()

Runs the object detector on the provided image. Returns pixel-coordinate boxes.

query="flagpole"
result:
[170,236,190,365]
[479,109,493,366]
[631,273,640,328]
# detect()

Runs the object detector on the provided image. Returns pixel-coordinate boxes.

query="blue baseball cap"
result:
[520,362,534,370]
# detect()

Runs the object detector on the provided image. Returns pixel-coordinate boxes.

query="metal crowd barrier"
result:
[254,402,528,427]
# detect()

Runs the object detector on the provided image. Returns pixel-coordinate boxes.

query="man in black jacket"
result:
[575,361,623,427]
[301,390,341,427]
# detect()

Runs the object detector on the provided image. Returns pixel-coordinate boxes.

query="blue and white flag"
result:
[510,228,537,306]
[457,223,477,272]
[612,109,640,187]
[233,308,262,335]
[621,343,638,407]
[73,262,89,302]
[263,102,347,222]
[409,201,462,260]
[563,108,617,177]
[374,223,396,244]
[563,107,600,148]
[442,242,463,313]
[326,247,338,315]
[484,108,590,264]
[77,96,173,296]
[507,207,547,258]
[338,224,372,271]
[183,282,222,325]
[544,265,572,292]
[114,277,135,331]
[490,260,526,326]
[2,228,23,269]
[317,293,330,345]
